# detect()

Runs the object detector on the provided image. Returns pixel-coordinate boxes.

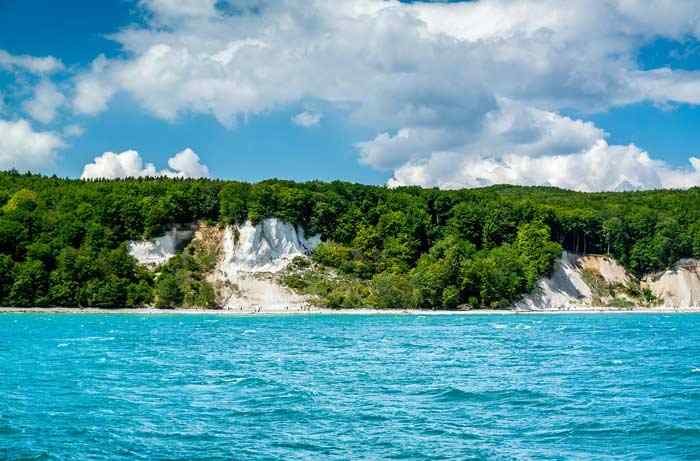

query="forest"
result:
[1,169,700,309]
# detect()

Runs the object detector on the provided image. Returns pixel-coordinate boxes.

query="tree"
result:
[515,222,562,290]
[0,255,14,302]
[369,272,417,309]
[9,259,48,306]
[219,183,249,225]
[155,273,182,308]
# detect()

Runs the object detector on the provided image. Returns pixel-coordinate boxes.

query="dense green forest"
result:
[1,170,700,309]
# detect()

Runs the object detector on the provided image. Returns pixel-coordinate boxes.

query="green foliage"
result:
[155,273,182,308]
[1,171,700,309]
[515,222,562,290]
[0,255,14,302]
[312,242,353,269]
[2,189,39,214]
[219,183,249,225]
[461,245,527,308]
[10,259,48,306]
[281,266,370,309]
[369,272,417,309]
[410,236,475,309]
[155,245,218,309]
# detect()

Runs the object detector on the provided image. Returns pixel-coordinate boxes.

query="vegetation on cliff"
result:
[1,170,700,308]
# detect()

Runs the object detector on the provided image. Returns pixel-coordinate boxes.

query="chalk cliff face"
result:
[219,219,320,274]
[129,218,321,310]
[517,252,636,310]
[130,225,700,309]
[210,219,321,310]
[643,260,700,308]
[127,226,195,267]
[519,253,700,309]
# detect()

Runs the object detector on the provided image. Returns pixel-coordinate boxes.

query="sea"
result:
[1,313,700,460]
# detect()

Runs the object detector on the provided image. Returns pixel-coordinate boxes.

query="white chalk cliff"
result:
[128,226,195,267]
[209,218,321,310]
[130,225,700,309]
[518,252,634,310]
[219,219,320,274]
[129,218,321,310]
[519,252,700,309]
[642,259,700,308]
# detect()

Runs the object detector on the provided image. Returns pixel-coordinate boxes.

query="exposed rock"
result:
[579,255,632,285]
[127,226,195,267]
[643,259,700,308]
[131,223,700,310]
[209,218,321,310]
[517,252,636,310]
[128,219,321,309]
[219,219,320,274]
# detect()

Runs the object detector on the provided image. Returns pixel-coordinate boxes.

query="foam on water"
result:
[2,314,700,460]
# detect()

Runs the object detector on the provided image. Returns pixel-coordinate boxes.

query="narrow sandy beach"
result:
[2,306,700,315]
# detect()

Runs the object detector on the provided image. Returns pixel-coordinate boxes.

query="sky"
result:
[1,0,700,191]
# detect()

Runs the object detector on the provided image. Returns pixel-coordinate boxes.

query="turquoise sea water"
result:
[1,314,700,460]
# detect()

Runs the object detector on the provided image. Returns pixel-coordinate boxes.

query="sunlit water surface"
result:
[2,313,700,460]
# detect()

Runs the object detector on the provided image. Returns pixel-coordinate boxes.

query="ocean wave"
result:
[4,313,700,459]
[421,386,551,404]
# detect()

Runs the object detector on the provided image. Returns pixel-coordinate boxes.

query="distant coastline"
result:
[2,307,700,315]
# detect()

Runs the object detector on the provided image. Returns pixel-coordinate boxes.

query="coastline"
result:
[2,306,700,315]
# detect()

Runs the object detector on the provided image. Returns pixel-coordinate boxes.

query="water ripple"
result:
[1,313,700,460]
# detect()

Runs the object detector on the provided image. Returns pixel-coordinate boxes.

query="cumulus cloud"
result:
[292,111,322,128]
[67,0,700,190]
[387,139,700,192]
[80,147,210,180]
[0,119,65,171]
[166,148,210,178]
[359,100,607,170]
[0,49,64,74]
[81,150,157,179]
[76,0,700,120]
[73,56,116,115]
[372,99,700,191]
[22,80,66,124]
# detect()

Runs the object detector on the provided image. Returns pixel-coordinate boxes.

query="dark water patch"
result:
[420,386,554,407]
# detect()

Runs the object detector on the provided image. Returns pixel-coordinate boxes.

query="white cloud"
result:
[631,68,700,106]
[359,100,607,170]
[380,100,700,191]
[62,124,84,138]
[81,147,210,180]
[292,111,322,128]
[387,140,700,192]
[22,80,66,124]
[139,0,218,22]
[73,56,116,115]
[67,0,700,190]
[166,148,210,178]
[78,0,700,121]
[71,0,496,127]
[81,150,156,179]
[0,119,65,171]
[0,49,64,74]
[358,127,462,170]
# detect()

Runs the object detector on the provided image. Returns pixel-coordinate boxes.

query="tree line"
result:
[1,169,699,308]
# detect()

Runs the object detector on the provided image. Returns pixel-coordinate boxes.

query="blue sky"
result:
[0,0,385,183]
[2,0,700,191]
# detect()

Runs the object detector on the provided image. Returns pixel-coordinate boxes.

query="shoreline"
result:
[1,306,700,315]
